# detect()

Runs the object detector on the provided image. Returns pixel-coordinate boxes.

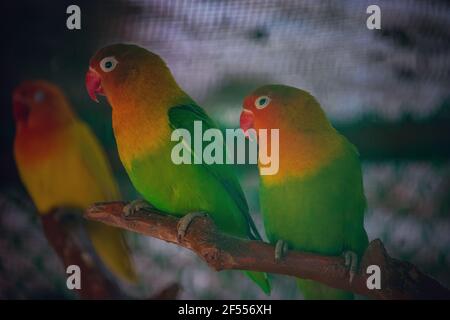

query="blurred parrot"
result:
[13,80,137,285]
[240,85,369,299]
[85,44,271,295]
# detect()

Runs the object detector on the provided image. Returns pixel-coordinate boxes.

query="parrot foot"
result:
[123,199,154,217]
[275,240,289,262]
[343,251,358,284]
[177,212,207,242]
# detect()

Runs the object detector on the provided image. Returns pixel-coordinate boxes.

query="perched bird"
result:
[240,85,368,299]
[85,44,271,294]
[13,80,137,285]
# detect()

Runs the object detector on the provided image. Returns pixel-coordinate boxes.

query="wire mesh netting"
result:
[1,0,450,299]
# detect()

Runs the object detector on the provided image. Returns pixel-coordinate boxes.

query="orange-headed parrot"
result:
[13,80,137,284]
[240,84,368,299]
[85,44,270,294]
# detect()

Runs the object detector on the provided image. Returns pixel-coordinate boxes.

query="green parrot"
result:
[85,43,270,295]
[240,84,369,299]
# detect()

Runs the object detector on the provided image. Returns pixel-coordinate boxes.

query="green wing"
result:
[168,104,262,240]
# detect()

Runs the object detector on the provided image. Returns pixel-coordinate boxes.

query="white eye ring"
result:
[100,56,118,72]
[34,90,45,103]
[254,95,271,109]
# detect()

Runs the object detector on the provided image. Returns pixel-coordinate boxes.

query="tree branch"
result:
[42,207,181,299]
[85,201,450,300]
[42,208,122,299]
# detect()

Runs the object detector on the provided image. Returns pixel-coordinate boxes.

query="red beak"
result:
[85,67,104,102]
[12,91,30,122]
[240,109,254,137]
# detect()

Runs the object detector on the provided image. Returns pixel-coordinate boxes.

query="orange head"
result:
[240,84,333,135]
[85,43,179,108]
[12,80,75,133]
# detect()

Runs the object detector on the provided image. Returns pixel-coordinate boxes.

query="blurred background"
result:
[1,0,450,299]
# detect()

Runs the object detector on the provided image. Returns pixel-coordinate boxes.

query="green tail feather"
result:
[297,279,353,300]
[246,271,271,295]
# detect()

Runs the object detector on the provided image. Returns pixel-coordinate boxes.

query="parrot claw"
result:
[177,212,207,242]
[123,199,154,217]
[275,240,289,262]
[343,251,358,284]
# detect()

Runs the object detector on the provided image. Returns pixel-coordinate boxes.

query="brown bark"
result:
[41,208,121,299]
[85,201,450,300]
[42,208,181,299]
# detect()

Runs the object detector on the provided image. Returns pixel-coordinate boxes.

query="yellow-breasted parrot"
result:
[240,84,368,299]
[85,44,270,295]
[13,80,137,284]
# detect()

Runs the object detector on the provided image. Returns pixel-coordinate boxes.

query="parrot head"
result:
[86,43,176,106]
[240,84,332,135]
[13,80,74,132]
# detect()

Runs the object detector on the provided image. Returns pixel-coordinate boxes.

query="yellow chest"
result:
[261,131,344,185]
[14,128,111,214]
[111,102,171,171]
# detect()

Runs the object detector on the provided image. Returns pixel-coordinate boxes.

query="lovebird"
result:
[13,80,137,284]
[240,85,369,299]
[85,44,271,294]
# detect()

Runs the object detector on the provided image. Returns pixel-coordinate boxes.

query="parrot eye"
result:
[100,56,118,73]
[33,90,45,103]
[255,95,271,109]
